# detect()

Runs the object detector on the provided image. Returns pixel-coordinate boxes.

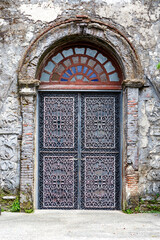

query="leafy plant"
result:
[11,197,20,212]
[1,208,4,212]
[157,62,160,70]
[140,199,144,205]
[123,194,160,214]
[24,208,33,213]
[123,209,134,214]
[134,206,140,212]
[147,210,160,213]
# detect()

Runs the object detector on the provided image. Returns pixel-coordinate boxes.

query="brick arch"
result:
[18,17,143,82]
[18,17,144,211]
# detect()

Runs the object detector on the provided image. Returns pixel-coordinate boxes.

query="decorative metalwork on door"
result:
[39,93,78,209]
[83,156,115,208]
[43,97,75,148]
[84,97,115,148]
[43,156,75,208]
[39,92,121,209]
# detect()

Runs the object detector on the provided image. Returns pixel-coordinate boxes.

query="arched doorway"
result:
[18,17,143,211]
[38,43,123,209]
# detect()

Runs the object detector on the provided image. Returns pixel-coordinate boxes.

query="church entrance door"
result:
[38,91,121,209]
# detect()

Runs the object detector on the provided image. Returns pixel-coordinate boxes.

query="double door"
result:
[38,92,121,209]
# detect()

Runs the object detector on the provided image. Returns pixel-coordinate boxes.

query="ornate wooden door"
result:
[39,92,121,209]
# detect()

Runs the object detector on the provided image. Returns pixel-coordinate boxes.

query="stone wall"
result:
[139,87,160,201]
[0,0,160,210]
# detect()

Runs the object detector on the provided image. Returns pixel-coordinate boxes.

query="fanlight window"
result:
[39,46,122,89]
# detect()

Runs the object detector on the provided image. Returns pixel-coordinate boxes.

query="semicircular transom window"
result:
[39,46,122,89]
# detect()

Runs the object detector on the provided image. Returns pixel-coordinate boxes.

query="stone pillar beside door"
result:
[123,78,144,209]
[19,79,39,211]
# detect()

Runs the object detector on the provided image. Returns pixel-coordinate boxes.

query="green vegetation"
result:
[123,209,134,214]
[24,208,34,213]
[0,190,17,211]
[123,194,160,214]
[157,62,160,70]
[20,189,34,213]
[11,197,20,212]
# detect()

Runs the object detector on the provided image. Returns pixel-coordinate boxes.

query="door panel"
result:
[39,93,78,209]
[43,96,75,148]
[81,93,120,209]
[42,155,77,208]
[39,92,121,209]
[82,155,115,209]
[83,96,115,148]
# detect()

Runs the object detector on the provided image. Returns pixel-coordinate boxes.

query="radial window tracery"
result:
[39,46,122,89]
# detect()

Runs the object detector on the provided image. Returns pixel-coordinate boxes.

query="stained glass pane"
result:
[71,67,76,74]
[104,62,115,73]
[83,77,89,82]
[96,53,107,64]
[100,73,107,82]
[75,48,85,54]
[44,61,55,73]
[86,48,97,57]
[71,77,76,82]
[40,72,50,82]
[87,69,93,76]
[51,73,60,82]
[88,59,96,67]
[72,57,78,64]
[67,69,73,76]
[61,78,68,82]
[95,64,103,74]
[63,73,70,78]
[83,67,88,74]
[64,59,71,67]
[81,57,87,64]
[62,49,74,58]
[52,53,63,63]
[90,73,97,79]
[77,75,83,79]
[77,66,82,73]
[56,64,65,73]
[91,79,99,82]
[109,73,119,82]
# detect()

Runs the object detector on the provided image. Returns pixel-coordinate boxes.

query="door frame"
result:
[36,89,123,209]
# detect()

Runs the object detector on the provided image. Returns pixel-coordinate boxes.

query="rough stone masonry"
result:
[0,0,160,211]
